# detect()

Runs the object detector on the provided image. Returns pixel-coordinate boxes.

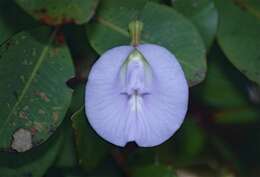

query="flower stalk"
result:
[129,20,143,46]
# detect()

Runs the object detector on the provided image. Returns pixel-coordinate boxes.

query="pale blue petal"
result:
[85,44,188,147]
[135,44,189,146]
[85,46,134,146]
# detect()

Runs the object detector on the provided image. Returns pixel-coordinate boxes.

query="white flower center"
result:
[120,49,152,112]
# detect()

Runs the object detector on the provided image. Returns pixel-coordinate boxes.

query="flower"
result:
[85,44,189,147]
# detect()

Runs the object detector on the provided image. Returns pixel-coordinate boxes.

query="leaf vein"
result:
[0,31,56,137]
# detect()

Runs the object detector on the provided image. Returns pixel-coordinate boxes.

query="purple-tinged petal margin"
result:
[85,44,189,147]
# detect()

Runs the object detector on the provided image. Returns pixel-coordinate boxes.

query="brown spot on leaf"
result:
[61,17,75,24]
[38,109,45,115]
[38,14,75,26]
[19,111,28,119]
[35,91,50,102]
[52,112,59,123]
[55,31,65,44]
[39,15,58,25]
[232,0,247,11]
[51,47,60,56]
[30,127,37,135]
[33,122,44,131]
[11,128,32,152]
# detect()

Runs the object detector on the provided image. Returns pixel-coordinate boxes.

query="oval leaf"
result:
[234,0,260,19]
[172,0,218,48]
[87,0,150,51]
[0,27,74,151]
[197,45,250,108]
[72,107,110,172]
[0,0,38,45]
[15,0,99,25]
[71,84,110,172]
[87,2,206,86]
[216,0,260,85]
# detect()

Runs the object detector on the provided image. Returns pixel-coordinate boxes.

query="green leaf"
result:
[54,117,77,168]
[0,117,66,177]
[133,165,177,177]
[175,119,205,161]
[15,0,99,25]
[196,45,249,108]
[0,0,38,45]
[127,148,156,169]
[0,27,74,151]
[68,81,88,114]
[193,45,259,124]
[71,84,110,172]
[210,135,246,175]
[44,167,87,177]
[86,0,149,50]
[72,108,110,172]
[233,0,260,19]
[87,1,206,86]
[140,3,207,86]
[155,118,205,167]
[172,0,218,48]
[88,159,123,177]
[216,0,260,85]
[235,127,260,170]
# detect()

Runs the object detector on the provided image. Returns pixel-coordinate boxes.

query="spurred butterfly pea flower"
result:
[85,21,188,147]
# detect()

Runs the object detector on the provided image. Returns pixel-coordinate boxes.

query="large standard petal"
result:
[85,46,134,146]
[132,44,189,146]
[85,44,189,147]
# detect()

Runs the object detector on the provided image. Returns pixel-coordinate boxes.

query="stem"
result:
[129,20,143,46]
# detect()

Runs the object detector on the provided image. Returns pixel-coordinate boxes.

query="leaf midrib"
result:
[0,31,55,138]
[231,0,260,20]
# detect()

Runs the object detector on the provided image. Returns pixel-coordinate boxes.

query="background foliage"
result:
[0,0,259,176]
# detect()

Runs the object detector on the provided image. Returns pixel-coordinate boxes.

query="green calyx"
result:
[124,49,149,67]
[129,20,144,46]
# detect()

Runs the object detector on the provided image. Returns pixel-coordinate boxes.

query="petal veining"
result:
[85,44,189,147]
